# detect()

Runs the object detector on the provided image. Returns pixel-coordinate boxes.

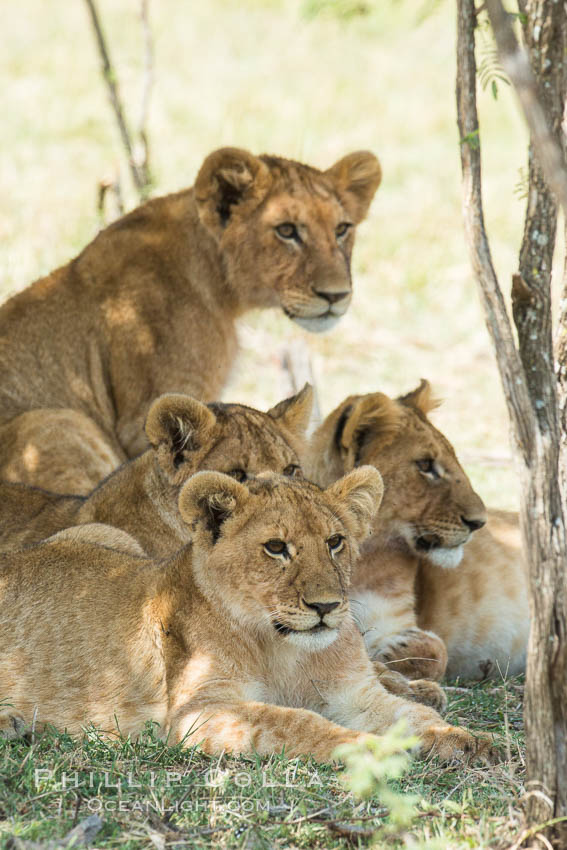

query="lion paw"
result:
[372,627,448,681]
[373,661,447,711]
[0,711,28,741]
[0,709,45,742]
[419,724,500,764]
[407,680,447,712]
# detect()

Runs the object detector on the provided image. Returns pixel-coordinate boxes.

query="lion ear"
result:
[335,393,400,471]
[326,151,382,224]
[326,466,383,540]
[267,384,314,437]
[145,394,217,483]
[178,471,250,543]
[398,379,441,416]
[194,147,271,239]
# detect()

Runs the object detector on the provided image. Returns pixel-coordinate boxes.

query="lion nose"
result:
[303,599,340,617]
[461,516,486,532]
[313,290,350,305]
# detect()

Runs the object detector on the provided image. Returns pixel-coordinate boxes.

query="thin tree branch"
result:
[281,340,322,426]
[84,0,150,200]
[137,0,153,190]
[485,0,567,215]
[98,175,125,224]
[456,0,536,460]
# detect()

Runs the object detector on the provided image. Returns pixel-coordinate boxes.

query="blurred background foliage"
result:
[1,0,547,508]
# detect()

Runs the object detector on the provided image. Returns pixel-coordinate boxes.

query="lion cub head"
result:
[194,147,381,332]
[145,384,313,488]
[178,468,383,651]
[307,381,487,569]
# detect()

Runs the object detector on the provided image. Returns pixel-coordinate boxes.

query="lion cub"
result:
[0,469,494,762]
[306,381,525,681]
[0,387,312,557]
[0,147,381,494]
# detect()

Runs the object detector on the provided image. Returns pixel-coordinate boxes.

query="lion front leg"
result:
[372,660,447,712]
[328,672,496,762]
[167,700,368,762]
[318,627,496,763]
[352,589,448,682]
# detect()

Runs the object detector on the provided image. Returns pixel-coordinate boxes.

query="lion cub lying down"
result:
[307,380,525,681]
[0,385,443,709]
[0,386,312,556]
[0,469,494,762]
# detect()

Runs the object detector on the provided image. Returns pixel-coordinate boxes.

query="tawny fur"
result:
[0,386,444,710]
[0,387,312,557]
[0,148,381,494]
[0,470,494,762]
[306,381,526,681]
[416,510,525,679]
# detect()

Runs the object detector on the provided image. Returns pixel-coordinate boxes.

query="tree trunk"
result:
[457,1,567,843]
[553,1,567,515]
[512,3,567,834]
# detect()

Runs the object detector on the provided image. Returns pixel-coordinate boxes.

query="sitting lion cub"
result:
[306,381,525,681]
[0,469,495,762]
[0,147,381,495]
[0,386,312,557]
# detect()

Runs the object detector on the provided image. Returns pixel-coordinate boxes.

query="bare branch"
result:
[456,0,535,459]
[97,174,125,225]
[83,0,151,200]
[281,340,322,425]
[485,0,567,215]
[137,0,154,189]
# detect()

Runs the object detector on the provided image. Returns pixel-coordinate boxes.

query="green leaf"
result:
[460,129,480,150]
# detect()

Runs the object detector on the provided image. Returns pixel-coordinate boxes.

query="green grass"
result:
[1,678,526,849]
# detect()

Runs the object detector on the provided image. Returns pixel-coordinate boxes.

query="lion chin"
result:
[424,545,464,570]
[291,314,344,334]
[277,625,340,652]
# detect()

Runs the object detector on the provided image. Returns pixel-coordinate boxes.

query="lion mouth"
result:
[396,524,467,569]
[283,306,344,321]
[415,534,442,553]
[413,537,465,569]
[286,312,343,335]
[273,621,329,636]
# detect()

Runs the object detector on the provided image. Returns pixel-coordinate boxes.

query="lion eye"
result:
[416,458,440,480]
[335,222,352,239]
[327,534,345,554]
[228,468,247,483]
[275,222,300,242]
[264,539,288,558]
[283,464,303,478]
